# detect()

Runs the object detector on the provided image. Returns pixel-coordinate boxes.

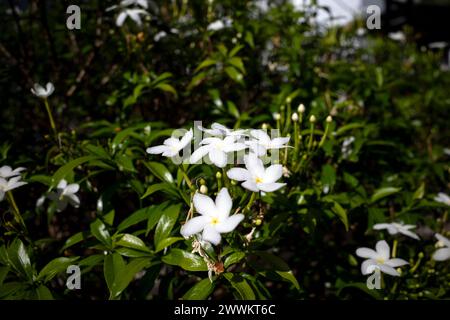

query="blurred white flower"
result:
[48,179,80,212]
[120,0,148,9]
[245,129,290,156]
[373,222,420,240]
[116,8,148,27]
[147,129,193,158]
[433,233,450,261]
[190,136,246,168]
[0,166,25,179]
[31,82,54,98]
[227,153,285,193]
[207,18,232,31]
[341,136,355,159]
[0,176,27,201]
[180,188,244,245]
[198,122,246,138]
[434,192,450,206]
[356,240,408,276]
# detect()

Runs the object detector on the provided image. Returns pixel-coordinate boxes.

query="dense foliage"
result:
[0,0,449,300]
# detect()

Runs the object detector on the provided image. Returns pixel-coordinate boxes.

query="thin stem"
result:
[222,168,230,189]
[6,191,26,230]
[307,122,315,151]
[245,192,257,212]
[318,122,330,148]
[43,98,58,139]
[392,239,398,258]
[293,121,299,162]
[180,165,195,191]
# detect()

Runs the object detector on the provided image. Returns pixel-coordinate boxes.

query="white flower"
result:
[227,153,285,193]
[120,0,148,9]
[244,129,290,156]
[434,192,450,206]
[180,188,244,245]
[373,222,420,240]
[432,233,450,261]
[146,129,193,158]
[0,166,25,179]
[116,8,148,27]
[356,240,408,276]
[198,122,246,138]
[31,82,54,98]
[0,176,28,201]
[206,18,232,31]
[190,136,246,168]
[47,179,80,212]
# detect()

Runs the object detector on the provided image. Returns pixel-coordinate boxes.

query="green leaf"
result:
[0,266,9,286]
[370,187,401,203]
[154,204,181,248]
[224,273,256,300]
[115,234,151,253]
[117,206,156,232]
[155,237,183,253]
[7,239,33,280]
[227,57,245,73]
[61,232,88,251]
[224,66,243,83]
[154,83,177,97]
[104,253,126,299]
[331,201,349,231]
[37,257,79,282]
[113,258,152,297]
[90,219,112,247]
[195,58,217,72]
[162,249,208,271]
[182,278,215,300]
[145,161,174,183]
[141,182,178,199]
[321,164,336,190]
[35,285,54,300]
[224,251,245,269]
[51,156,99,187]
[413,182,425,200]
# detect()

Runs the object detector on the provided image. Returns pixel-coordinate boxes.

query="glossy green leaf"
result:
[182,278,215,300]
[162,249,208,271]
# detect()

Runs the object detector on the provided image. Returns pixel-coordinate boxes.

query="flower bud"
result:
[286,97,292,104]
[199,178,206,185]
[216,171,222,179]
[309,115,316,123]
[273,112,281,120]
[261,123,269,130]
[291,112,299,122]
[298,103,305,113]
[200,185,208,194]
[255,219,262,226]
[326,115,332,123]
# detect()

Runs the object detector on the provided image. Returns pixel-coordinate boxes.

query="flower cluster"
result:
[0,166,27,201]
[147,122,290,245]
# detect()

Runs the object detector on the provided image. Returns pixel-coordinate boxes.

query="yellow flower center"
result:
[376,258,385,264]
[211,217,219,225]
[255,177,263,184]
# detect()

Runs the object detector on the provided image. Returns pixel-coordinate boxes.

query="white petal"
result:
[379,264,400,276]
[0,166,12,177]
[271,137,290,147]
[163,137,180,147]
[263,164,283,183]
[215,188,232,219]
[227,168,250,181]
[244,153,264,177]
[65,183,79,194]
[189,145,210,163]
[433,248,450,261]
[223,142,246,153]
[161,149,178,157]
[241,180,259,192]
[250,129,270,144]
[435,233,450,247]
[247,143,267,156]
[200,137,221,145]
[193,193,215,216]
[202,226,221,245]
[258,182,285,192]
[385,258,408,267]
[146,145,169,154]
[373,223,390,230]
[209,149,227,168]
[67,194,80,208]
[46,82,54,96]
[356,247,379,259]
[57,179,67,189]
[180,216,209,238]
[376,240,390,260]
[116,11,127,26]
[128,9,143,25]
[216,214,244,233]
[361,259,376,275]
[179,129,193,149]
[399,229,420,240]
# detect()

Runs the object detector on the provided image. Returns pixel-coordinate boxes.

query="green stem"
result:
[6,192,26,230]
[44,99,58,138]
[318,122,330,148]
[245,192,257,212]
[180,165,195,191]
[307,122,315,151]
[293,121,299,162]
[392,239,398,258]
[222,168,230,189]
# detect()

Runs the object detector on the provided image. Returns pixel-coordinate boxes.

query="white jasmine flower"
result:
[434,192,450,206]
[0,176,28,201]
[198,123,246,138]
[31,82,54,98]
[116,8,148,27]
[180,188,244,245]
[245,129,290,156]
[190,136,246,168]
[227,153,285,193]
[356,240,408,276]
[47,179,80,212]
[207,18,232,31]
[147,129,193,158]
[0,166,25,179]
[373,222,420,240]
[433,233,450,261]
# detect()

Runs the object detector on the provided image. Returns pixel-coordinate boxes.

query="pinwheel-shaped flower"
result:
[47,179,80,212]
[116,8,148,27]
[245,129,290,156]
[356,240,408,276]
[190,136,246,168]
[31,82,54,98]
[147,129,193,158]
[373,222,420,240]
[0,176,27,202]
[180,188,244,245]
[227,153,285,192]
[0,166,25,179]
[433,233,450,261]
